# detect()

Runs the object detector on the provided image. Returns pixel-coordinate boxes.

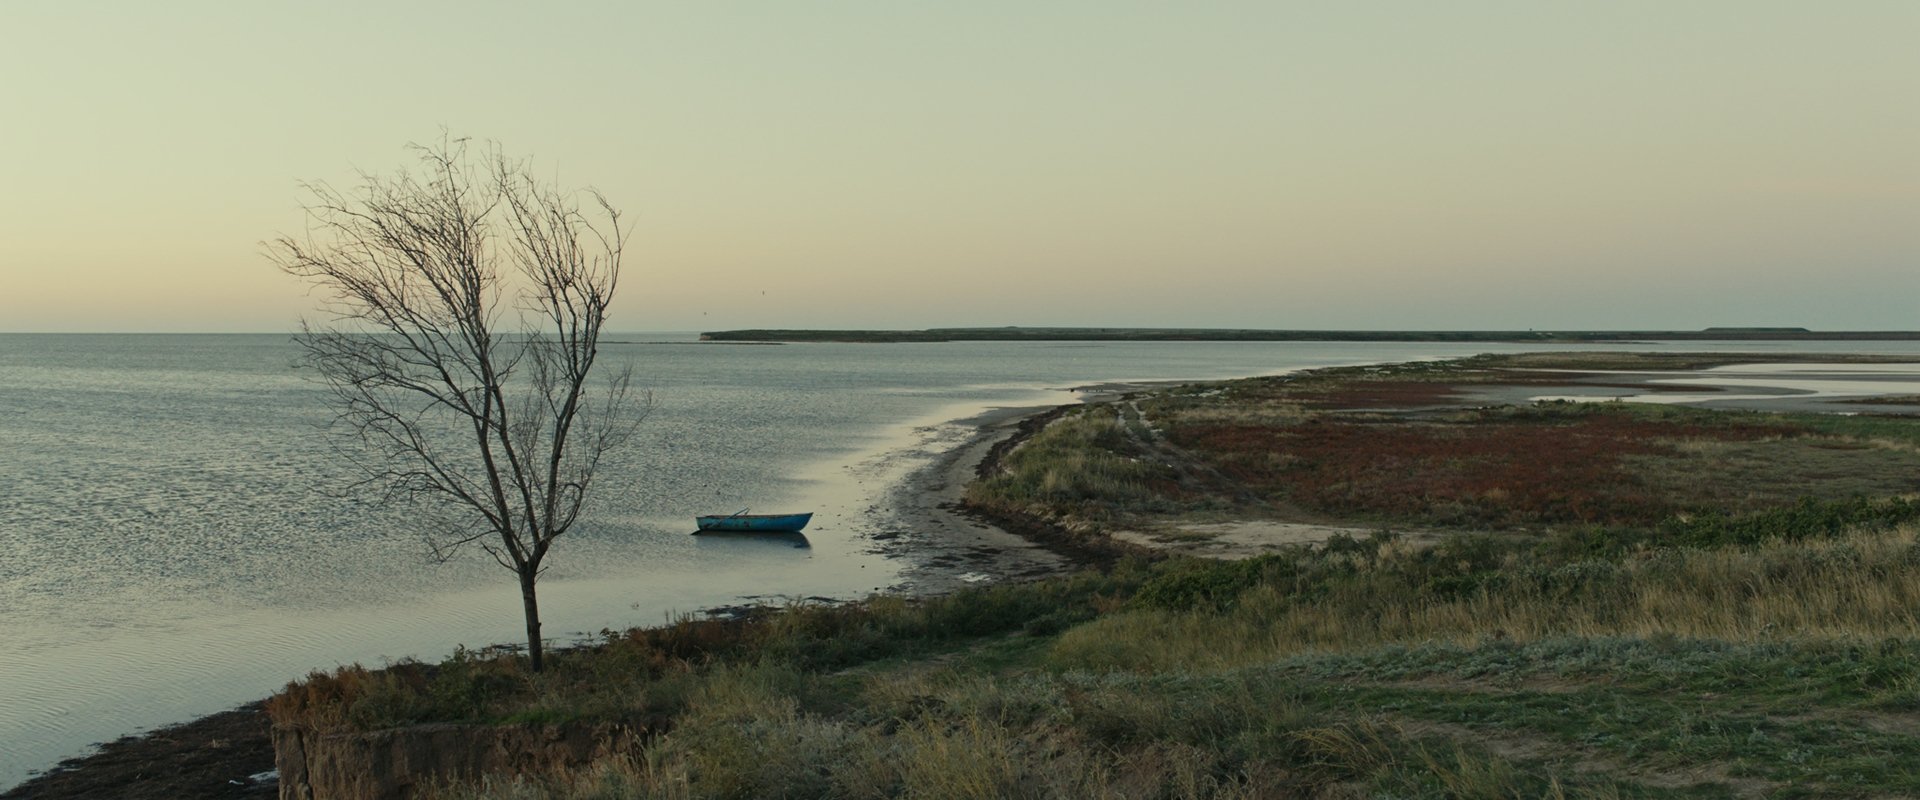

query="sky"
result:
[1,1,1915,333]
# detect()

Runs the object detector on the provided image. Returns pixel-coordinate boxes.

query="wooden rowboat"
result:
[694,511,813,533]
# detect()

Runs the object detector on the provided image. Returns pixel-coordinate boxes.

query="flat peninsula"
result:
[22,352,1920,799]
[699,326,1920,343]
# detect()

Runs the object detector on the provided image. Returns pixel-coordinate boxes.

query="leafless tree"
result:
[269,136,643,671]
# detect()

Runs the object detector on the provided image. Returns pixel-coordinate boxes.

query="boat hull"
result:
[695,512,813,533]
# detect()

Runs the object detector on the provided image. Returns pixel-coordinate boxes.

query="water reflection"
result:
[688,530,813,549]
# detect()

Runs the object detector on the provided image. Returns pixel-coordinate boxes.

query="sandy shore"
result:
[864,381,1179,594]
[867,402,1071,594]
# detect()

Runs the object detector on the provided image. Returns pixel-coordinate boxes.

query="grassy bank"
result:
[272,354,1920,798]
[276,524,1920,798]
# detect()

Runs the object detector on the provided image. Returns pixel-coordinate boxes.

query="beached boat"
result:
[694,512,814,533]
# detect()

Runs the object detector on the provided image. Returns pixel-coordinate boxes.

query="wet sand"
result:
[866,381,1177,594]
[869,402,1071,594]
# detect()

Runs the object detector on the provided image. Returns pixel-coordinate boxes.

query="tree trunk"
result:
[519,569,545,672]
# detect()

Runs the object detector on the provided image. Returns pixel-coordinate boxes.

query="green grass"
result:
[1788,412,1920,448]
[287,521,1920,798]
[290,354,1920,798]
[964,407,1192,525]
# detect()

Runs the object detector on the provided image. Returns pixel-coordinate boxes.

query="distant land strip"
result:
[700,327,1920,343]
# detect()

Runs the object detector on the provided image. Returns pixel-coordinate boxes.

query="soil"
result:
[1110,520,1443,559]
[1,704,275,800]
[864,402,1075,594]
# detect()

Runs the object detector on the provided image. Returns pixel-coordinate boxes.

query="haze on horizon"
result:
[1,2,1915,334]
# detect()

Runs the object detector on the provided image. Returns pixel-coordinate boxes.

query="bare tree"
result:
[270,136,642,671]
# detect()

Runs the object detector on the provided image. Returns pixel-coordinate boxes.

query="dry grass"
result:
[965,408,1187,525]
[381,521,1920,798]
[332,355,1920,799]
[1050,526,1920,674]
[1629,438,1920,511]
[997,363,1920,533]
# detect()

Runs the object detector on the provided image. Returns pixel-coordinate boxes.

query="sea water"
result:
[4,333,1919,786]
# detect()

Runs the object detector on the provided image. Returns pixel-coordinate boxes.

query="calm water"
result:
[4,334,1919,786]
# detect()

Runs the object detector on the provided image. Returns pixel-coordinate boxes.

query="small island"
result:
[699,326,1920,343]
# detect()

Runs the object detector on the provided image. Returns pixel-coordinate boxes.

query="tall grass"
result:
[966,408,1183,524]
[426,657,1659,800]
[272,566,1150,732]
[373,521,1920,798]
[1050,525,1920,674]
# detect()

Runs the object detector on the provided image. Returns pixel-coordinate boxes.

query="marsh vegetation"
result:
[967,354,1920,535]
[272,354,1920,797]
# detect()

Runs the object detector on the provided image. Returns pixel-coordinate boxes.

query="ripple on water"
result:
[9,334,1920,788]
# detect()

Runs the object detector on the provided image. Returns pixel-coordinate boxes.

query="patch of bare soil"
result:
[1,704,275,800]
[1388,715,1778,798]
[1779,708,1920,738]
[1112,521,1442,560]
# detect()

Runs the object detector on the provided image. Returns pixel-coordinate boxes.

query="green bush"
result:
[1665,496,1920,548]
[1131,556,1281,611]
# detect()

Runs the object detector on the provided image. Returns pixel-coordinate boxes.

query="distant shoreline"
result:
[699,327,1920,344]
[15,351,1920,797]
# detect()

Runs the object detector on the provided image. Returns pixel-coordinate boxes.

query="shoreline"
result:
[865,380,1182,596]
[863,401,1071,595]
[20,354,1920,795]
[0,705,276,800]
[0,390,1120,799]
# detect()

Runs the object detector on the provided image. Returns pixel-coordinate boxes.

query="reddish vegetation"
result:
[1291,373,1721,409]
[1171,411,1795,527]
[1293,381,1462,409]
[1475,372,1722,393]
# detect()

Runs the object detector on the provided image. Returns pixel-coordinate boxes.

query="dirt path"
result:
[1387,715,1778,798]
[1115,399,1265,506]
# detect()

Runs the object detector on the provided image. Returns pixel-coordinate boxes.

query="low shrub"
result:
[967,407,1186,524]
[1664,496,1920,548]
[1131,555,1282,612]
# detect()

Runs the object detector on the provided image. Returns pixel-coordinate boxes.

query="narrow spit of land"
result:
[20,351,1920,799]
[967,351,1920,558]
[699,326,1920,343]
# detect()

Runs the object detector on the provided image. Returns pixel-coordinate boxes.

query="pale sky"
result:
[1,1,1915,333]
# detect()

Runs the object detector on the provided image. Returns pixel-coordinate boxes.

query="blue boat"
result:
[694,511,814,533]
